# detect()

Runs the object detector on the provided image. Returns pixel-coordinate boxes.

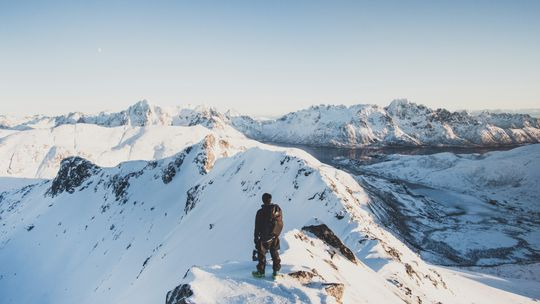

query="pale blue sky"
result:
[1,0,539,116]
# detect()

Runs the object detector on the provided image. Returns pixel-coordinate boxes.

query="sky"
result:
[0,0,539,117]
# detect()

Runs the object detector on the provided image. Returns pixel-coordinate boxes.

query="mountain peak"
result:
[386,98,414,112]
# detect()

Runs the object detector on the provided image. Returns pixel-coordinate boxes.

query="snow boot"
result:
[252,270,265,278]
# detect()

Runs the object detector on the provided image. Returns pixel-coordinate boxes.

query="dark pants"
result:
[256,237,281,273]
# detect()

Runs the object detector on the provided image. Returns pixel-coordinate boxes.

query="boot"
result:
[252,270,265,278]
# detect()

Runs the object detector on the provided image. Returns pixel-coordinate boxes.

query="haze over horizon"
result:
[2,98,540,120]
[1,1,539,116]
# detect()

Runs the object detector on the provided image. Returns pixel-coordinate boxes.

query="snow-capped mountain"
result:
[0,100,227,130]
[0,122,250,179]
[472,108,540,119]
[231,99,540,147]
[2,99,540,148]
[1,130,535,303]
[0,101,241,179]
[1,101,539,303]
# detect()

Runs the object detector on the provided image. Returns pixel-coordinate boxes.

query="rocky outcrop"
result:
[194,135,217,174]
[165,284,194,304]
[302,224,357,264]
[288,270,319,284]
[323,283,345,304]
[287,270,344,304]
[161,147,192,184]
[46,156,100,196]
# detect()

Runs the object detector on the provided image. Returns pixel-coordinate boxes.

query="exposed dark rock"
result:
[288,269,343,302]
[145,160,158,170]
[404,263,421,280]
[185,184,205,214]
[288,270,316,284]
[288,269,344,303]
[136,256,152,279]
[166,284,194,304]
[193,135,217,174]
[384,245,402,262]
[47,156,100,196]
[308,190,327,201]
[334,212,345,220]
[324,259,338,270]
[280,156,291,165]
[162,150,190,184]
[488,199,498,206]
[162,163,178,184]
[107,170,144,204]
[323,283,344,304]
[293,167,313,189]
[302,224,357,264]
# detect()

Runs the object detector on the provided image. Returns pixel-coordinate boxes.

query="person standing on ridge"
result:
[252,193,283,278]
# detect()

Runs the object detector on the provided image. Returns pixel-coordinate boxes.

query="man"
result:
[252,193,283,278]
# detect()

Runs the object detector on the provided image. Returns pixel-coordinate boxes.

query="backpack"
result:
[270,204,283,237]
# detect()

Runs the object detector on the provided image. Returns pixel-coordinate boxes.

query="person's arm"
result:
[254,210,260,245]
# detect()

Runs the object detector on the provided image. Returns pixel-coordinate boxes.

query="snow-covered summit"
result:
[0,100,228,130]
[3,99,539,147]
[231,99,540,147]
[0,122,251,179]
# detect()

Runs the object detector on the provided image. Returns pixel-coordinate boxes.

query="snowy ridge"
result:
[0,100,227,130]
[232,99,540,147]
[0,123,249,179]
[2,99,540,147]
[1,134,533,303]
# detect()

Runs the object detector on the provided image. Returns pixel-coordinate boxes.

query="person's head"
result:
[262,193,272,204]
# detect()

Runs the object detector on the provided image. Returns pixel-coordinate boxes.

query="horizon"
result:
[1,1,539,116]
[2,98,540,119]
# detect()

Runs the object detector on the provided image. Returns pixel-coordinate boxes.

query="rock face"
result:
[323,283,345,304]
[166,284,194,304]
[288,270,318,284]
[302,224,357,264]
[287,270,344,303]
[46,156,100,196]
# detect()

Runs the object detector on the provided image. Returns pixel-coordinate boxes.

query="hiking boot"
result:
[252,270,265,278]
[272,271,280,279]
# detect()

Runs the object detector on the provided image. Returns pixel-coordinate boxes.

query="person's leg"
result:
[270,239,281,273]
[256,242,268,273]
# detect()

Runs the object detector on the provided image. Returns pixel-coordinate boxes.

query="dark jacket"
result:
[254,203,283,244]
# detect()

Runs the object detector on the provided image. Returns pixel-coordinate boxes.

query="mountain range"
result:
[2,99,539,148]
[0,101,538,303]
